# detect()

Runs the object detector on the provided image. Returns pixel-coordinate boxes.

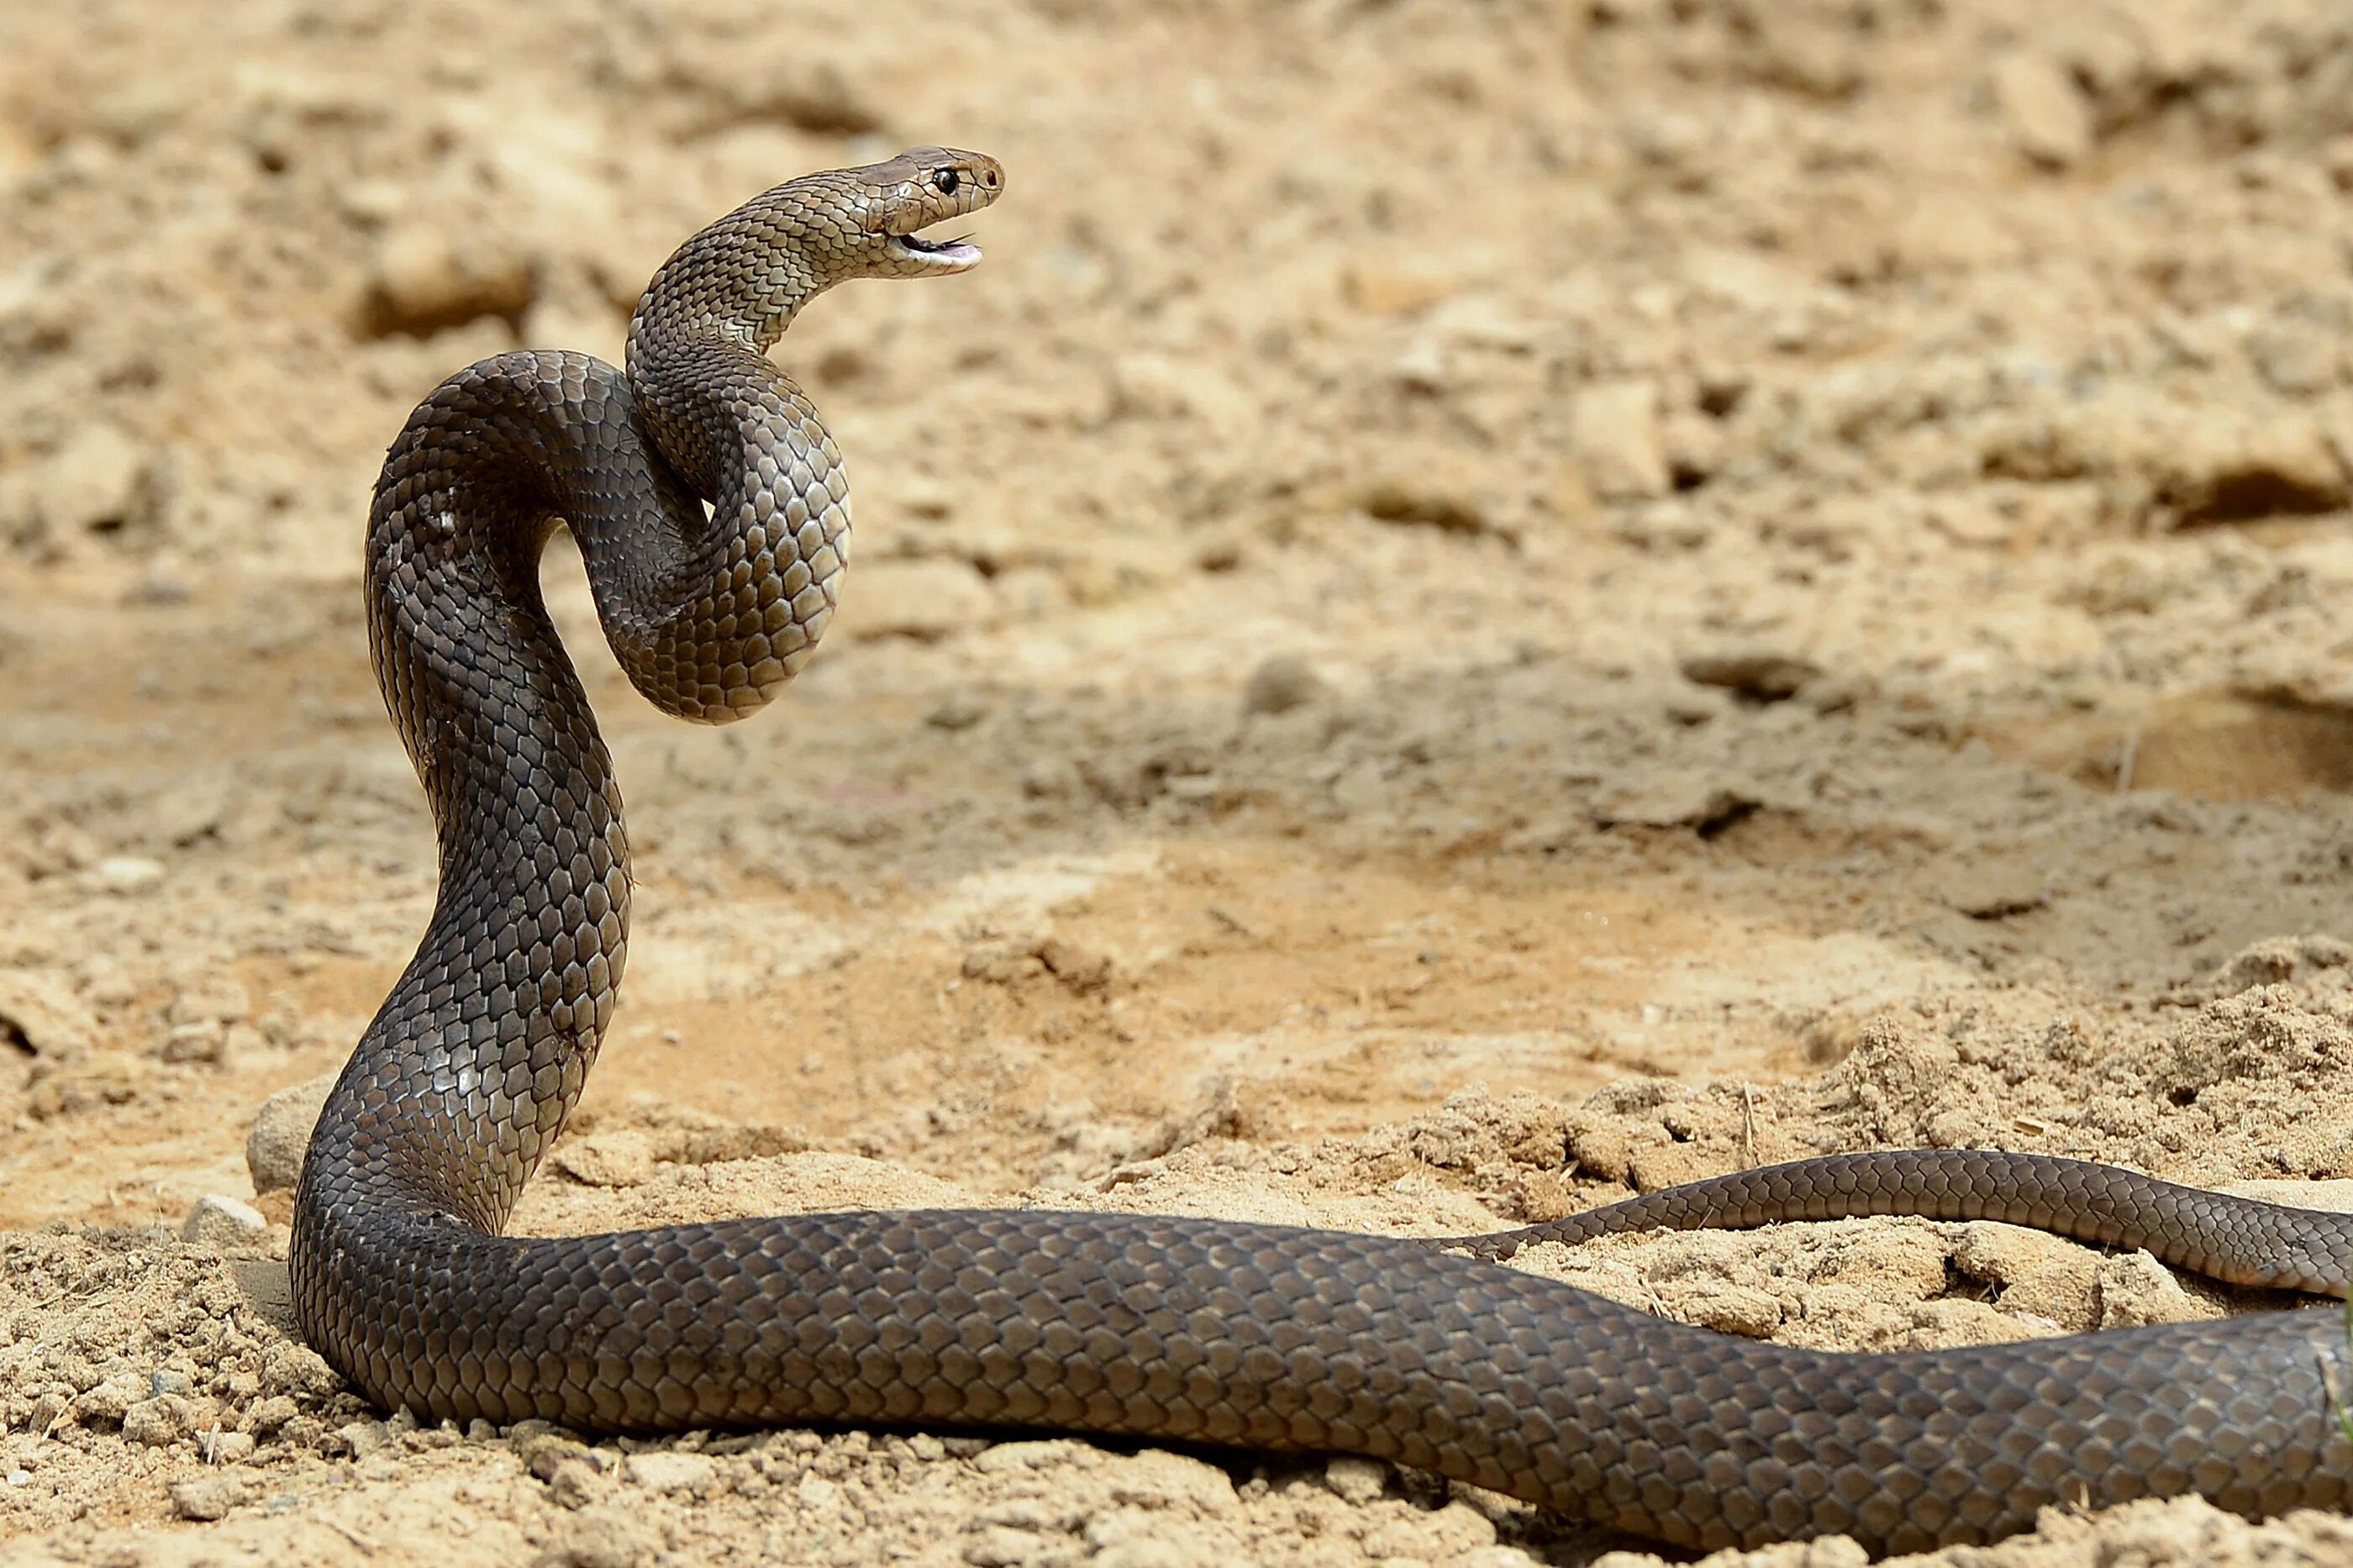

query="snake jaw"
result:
[887,229,982,274]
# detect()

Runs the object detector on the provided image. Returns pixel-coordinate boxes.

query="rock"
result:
[1344,264,1457,316]
[1241,654,1328,717]
[521,1431,606,1481]
[545,1454,607,1509]
[845,559,998,642]
[1590,768,1758,833]
[182,1193,268,1250]
[361,221,536,338]
[963,1527,1050,1567]
[26,424,157,539]
[168,1474,247,1521]
[1106,1450,1238,1514]
[2203,934,2352,997]
[703,60,882,136]
[2246,320,2340,398]
[971,1439,1084,1475]
[1660,409,1724,490]
[1364,1498,1499,1559]
[93,855,166,894]
[620,1450,719,1495]
[2092,1247,2215,1329]
[261,1339,343,1399]
[121,1395,188,1446]
[1990,51,2093,169]
[162,1023,230,1065]
[208,1429,257,1465]
[1680,1285,1784,1339]
[545,1501,661,1568]
[339,1418,390,1459]
[1035,937,1113,996]
[1678,648,1822,702]
[1108,353,1251,429]
[1355,468,1498,535]
[1388,335,1449,392]
[167,978,251,1027]
[1421,292,1540,353]
[1322,1455,1387,1502]
[0,970,97,1056]
[245,1394,300,1434]
[72,1371,145,1427]
[1952,1223,2099,1329]
[1570,380,1670,502]
[1938,866,2048,920]
[924,692,991,731]
[246,1073,336,1194]
[1090,1540,1196,1568]
[2160,409,2347,526]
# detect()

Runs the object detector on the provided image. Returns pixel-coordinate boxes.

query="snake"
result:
[288,147,2353,1556]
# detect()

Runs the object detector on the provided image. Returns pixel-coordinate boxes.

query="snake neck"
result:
[303,338,855,1247]
[324,355,643,1236]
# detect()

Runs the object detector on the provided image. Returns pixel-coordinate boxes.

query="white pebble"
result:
[95,855,166,893]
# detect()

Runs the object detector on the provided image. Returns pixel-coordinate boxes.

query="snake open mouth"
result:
[889,229,982,271]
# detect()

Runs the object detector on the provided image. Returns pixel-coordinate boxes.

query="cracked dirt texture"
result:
[8,1,2353,1564]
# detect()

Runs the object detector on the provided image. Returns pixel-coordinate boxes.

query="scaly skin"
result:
[292,149,2353,1554]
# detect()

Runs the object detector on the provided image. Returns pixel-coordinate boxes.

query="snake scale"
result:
[289,148,2353,1555]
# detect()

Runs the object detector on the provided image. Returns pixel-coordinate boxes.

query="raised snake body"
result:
[290,149,2353,1555]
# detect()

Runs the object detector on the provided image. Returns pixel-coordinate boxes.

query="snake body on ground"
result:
[290,149,2353,1555]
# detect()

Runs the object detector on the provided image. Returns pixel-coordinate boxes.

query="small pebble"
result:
[924,692,991,731]
[168,1474,245,1521]
[1322,1455,1387,1502]
[94,855,166,894]
[340,1418,390,1459]
[182,1193,268,1249]
[620,1450,719,1494]
[207,1429,257,1465]
[1242,654,1329,717]
[122,1395,187,1447]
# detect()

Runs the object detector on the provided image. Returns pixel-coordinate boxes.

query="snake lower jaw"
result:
[886,233,982,274]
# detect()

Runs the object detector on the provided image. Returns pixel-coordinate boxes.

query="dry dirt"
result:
[8,1,2353,1564]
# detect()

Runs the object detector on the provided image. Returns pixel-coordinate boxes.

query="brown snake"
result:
[291,148,2353,1555]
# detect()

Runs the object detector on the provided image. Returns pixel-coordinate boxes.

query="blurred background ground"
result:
[7,1,2353,1563]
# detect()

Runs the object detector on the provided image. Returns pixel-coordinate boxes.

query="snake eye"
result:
[932,168,959,196]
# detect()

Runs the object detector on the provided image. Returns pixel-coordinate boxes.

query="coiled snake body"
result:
[292,149,2353,1555]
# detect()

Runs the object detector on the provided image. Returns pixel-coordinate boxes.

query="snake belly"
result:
[288,148,2353,1555]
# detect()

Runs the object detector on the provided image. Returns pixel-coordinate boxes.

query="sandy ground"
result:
[8,0,2353,1563]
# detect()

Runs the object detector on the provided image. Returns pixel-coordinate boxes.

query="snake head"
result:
[851,146,1005,277]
